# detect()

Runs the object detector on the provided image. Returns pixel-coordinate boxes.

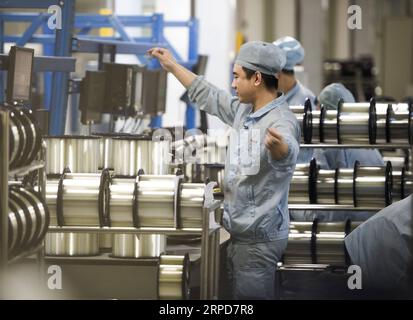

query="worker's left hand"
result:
[265,128,289,160]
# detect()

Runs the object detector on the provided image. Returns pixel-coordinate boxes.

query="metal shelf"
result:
[288,204,383,211]
[47,226,203,236]
[300,144,411,149]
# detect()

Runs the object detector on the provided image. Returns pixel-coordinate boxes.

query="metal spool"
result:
[388,103,411,143]
[320,107,338,143]
[375,103,389,143]
[45,171,110,256]
[339,110,371,144]
[392,167,405,202]
[311,110,321,144]
[111,234,166,258]
[4,104,41,170]
[92,132,130,170]
[354,162,393,207]
[46,173,105,226]
[8,197,29,256]
[8,187,49,255]
[158,254,191,300]
[112,134,171,176]
[283,221,359,266]
[45,232,100,256]
[335,168,354,205]
[289,164,311,204]
[289,105,306,144]
[180,183,205,228]
[6,198,23,259]
[316,169,336,205]
[44,135,101,175]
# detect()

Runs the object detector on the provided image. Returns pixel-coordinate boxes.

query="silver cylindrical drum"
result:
[311,110,321,144]
[180,183,205,229]
[289,164,311,204]
[321,108,338,143]
[45,136,101,174]
[336,168,354,205]
[138,175,176,228]
[316,169,336,204]
[44,137,65,175]
[111,234,166,258]
[316,222,346,266]
[289,105,305,143]
[45,232,99,256]
[339,112,370,144]
[64,136,100,173]
[283,222,312,264]
[354,162,392,208]
[376,103,388,144]
[341,102,370,113]
[9,187,49,254]
[110,178,135,227]
[388,103,410,143]
[46,173,106,226]
[158,254,190,300]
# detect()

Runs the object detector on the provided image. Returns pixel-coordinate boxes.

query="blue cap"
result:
[273,36,305,70]
[235,41,286,76]
[318,83,355,110]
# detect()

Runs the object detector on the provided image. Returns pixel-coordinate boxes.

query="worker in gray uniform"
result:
[344,195,413,298]
[148,41,300,300]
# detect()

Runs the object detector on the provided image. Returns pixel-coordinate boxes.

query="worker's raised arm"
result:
[147,47,196,88]
[148,47,240,126]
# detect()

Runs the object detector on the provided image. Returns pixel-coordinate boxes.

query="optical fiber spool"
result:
[335,168,354,205]
[387,103,412,144]
[316,169,336,205]
[289,164,312,204]
[158,254,191,300]
[375,103,389,143]
[111,234,166,258]
[353,161,393,208]
[112,134,171,176]
[180,183,206,228]
[320,106,339,143]
[45,232,100,256]
[44,135,101,174]
[3,104,42,170]
[311,110,322,144]
[289,105,305,144]
[8,187,49,256]
[92,132,130,170]
[46,173,108,226]
[283,221,358,267]
[338,99,373,144]
[392,167,406,202]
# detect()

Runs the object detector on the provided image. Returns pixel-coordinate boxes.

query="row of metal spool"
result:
[45,133,225,177]
[44,168,211,254]
[289,158,412,207]
[1,105,49,265]
[283,220,361,266]
[293,99,413,144]
[3,104,42,170]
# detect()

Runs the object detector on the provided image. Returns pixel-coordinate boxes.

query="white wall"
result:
[196,0,236,132]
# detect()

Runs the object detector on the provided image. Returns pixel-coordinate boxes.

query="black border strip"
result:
[352,161,360,207]
[385,161,393,206]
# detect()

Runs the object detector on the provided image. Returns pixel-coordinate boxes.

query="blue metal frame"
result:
[0,9,200,131]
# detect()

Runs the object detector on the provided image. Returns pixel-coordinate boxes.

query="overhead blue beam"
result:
[16,13,46,46]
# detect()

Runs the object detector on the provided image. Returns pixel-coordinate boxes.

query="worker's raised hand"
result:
[265,127,289,160]
[147,47,176,72]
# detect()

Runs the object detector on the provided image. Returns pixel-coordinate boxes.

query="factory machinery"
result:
[1,44,412,299]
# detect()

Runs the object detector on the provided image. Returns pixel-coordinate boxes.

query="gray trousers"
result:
[226,238,288,300]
